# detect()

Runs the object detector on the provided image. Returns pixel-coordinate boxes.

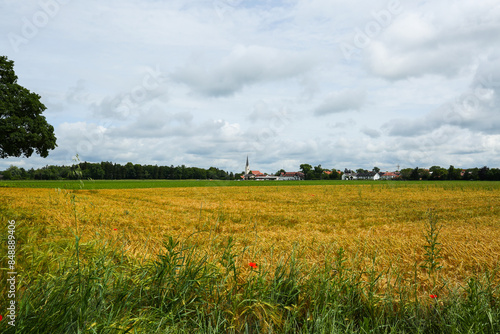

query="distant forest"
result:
[0,162,236,181]
[397,165,500,181]
[1,162,500,181]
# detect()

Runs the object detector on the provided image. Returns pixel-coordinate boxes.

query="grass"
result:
[0,179,389,190]
[1,225,498,333]
[3,179,500,190]
[0,181,499,332]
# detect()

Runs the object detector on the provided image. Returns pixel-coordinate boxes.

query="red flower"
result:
[113,228,118,231]
[249,262,257,269]
[0,314,3,321]
[430,294,438,299]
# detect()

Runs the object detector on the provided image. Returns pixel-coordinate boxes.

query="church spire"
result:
[245,155,250,175]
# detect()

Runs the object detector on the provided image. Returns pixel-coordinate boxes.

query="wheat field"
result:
[2,182,499,290]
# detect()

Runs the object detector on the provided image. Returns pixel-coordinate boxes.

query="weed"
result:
[421,209,443,286]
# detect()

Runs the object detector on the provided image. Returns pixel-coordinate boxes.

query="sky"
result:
[1,0,500,174]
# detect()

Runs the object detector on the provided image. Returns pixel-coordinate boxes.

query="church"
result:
[243,156,275,180]
[242,156,303,181]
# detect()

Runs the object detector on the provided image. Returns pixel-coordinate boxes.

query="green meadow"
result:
[1,179,378,189]
[2,178,500,189]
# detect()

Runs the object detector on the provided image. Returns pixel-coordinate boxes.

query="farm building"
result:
[279,172,305,180]
[378,172,400,180]
[342,170,401,180]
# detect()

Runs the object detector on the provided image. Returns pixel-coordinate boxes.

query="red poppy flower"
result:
[0,314,3,321]
[430,294,437,299]
[249,262,257,269]
[113,228,118,231]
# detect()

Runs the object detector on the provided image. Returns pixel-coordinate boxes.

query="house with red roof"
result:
[279,172,305,180]
[378,172,400,180]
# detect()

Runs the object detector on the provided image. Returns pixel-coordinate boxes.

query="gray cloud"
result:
[314,90,366,116]
[65,79,90,105]
[84,66,169,120]
[171,45,315,97]
[361,127,381,138]
[329,119,357,129]
[382,118,429,137]
[247,101,292,125]
[107,110,198,139]
[383,57,500,137]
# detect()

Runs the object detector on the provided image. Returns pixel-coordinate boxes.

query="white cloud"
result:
[364,1,500,80]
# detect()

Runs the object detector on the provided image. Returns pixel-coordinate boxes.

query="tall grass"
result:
[1,218,499,333]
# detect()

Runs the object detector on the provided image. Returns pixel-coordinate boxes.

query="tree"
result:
[275,169,286,176]
[410,167,420,180]
[89,164,105,179]
[489,168,500,181]
[447,165,461,180]
[0,56,57,158]
[478,166,489,181]
[313,164,324,179]
[373,166,380,173]
[429,166,448,180]
[462,168,475,180]
[299,164,313,180]
[329,169,341,180]
[125,162,136,179]
[2,165,21,180]
[419,169,430,180]
[400,168,413,180]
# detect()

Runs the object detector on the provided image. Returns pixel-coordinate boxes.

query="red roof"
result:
[280,172,304,177]
[381,172,400,177]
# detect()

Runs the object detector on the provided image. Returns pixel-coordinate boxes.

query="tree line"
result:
[0,162,235,181]
[2,162,500,181]
[296,164,500,181]
[398,165,500,181]
[297,164,342,180]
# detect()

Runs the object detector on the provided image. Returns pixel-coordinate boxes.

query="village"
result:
[240,157,500,181]
[242,156,305,180]
[241,157,401,181]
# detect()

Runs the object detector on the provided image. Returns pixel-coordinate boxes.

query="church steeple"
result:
[245,156,250,175]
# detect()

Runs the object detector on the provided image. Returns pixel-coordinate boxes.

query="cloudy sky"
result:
[1,0,500,173]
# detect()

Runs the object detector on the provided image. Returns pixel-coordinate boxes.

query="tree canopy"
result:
[0,56,57,158]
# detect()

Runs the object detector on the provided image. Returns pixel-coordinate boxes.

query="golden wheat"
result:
[2,183,499,289]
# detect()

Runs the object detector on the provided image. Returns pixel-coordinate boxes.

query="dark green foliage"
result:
[3,158,500,182]
[1,161,233,181]
[299,164,313,180]
[0,56,57,158]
